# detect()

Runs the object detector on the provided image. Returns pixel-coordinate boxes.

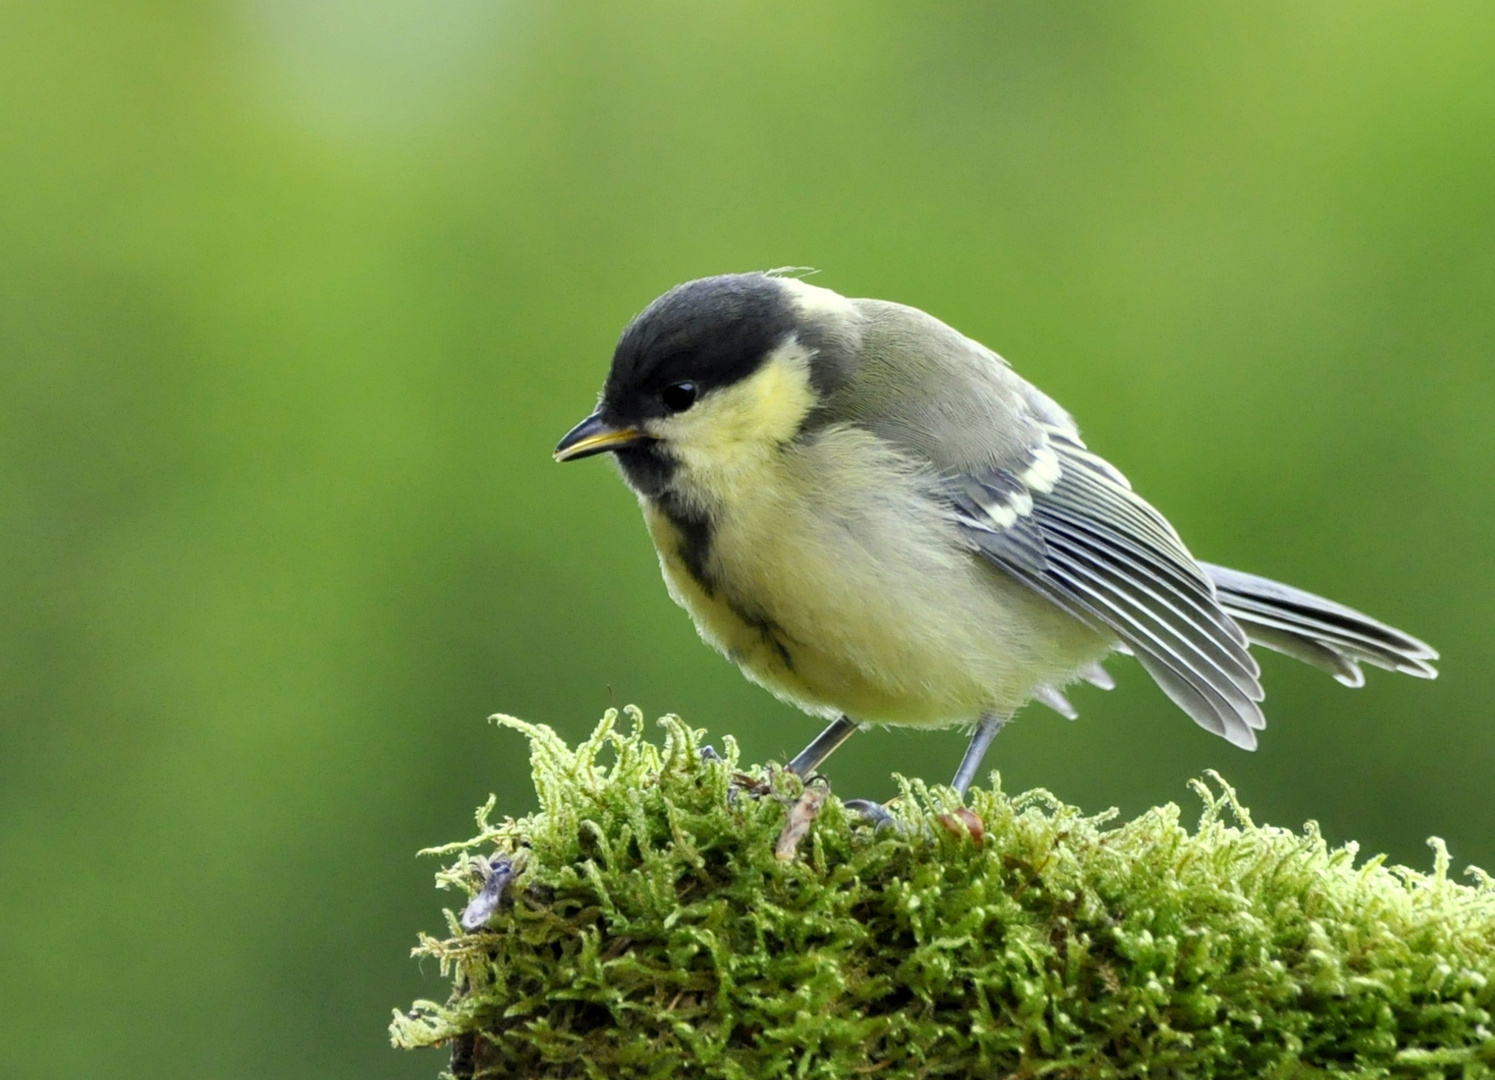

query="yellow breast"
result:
[640,425,1106,728]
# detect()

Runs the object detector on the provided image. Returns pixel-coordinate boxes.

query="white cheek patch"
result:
[774,276,860,321]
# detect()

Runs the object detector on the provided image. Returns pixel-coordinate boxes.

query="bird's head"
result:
[554,272,858,496]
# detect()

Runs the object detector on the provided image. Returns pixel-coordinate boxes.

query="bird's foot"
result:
[841,797,904,833]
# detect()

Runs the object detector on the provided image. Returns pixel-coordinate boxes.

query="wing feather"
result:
[946,423,1265,744]
[1040,524,1260,693]
[1203,562,1438,680]
[1041,544,1264,737]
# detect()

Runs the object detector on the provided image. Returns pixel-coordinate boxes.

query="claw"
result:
[842,798,903,833]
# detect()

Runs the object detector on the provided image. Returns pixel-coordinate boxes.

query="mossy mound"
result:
[393,709,1495,1078]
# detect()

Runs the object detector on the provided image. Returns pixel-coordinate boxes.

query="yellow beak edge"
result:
[553,413,649,462]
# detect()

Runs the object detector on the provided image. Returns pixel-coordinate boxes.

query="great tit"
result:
[555,272,1438,795]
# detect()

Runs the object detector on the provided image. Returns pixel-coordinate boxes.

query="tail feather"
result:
[1201,563,1439,686]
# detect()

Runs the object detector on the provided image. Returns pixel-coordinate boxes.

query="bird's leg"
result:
[951,713,1007,797]
[782,717,908,832]
[785,714,861,778]
[733,720,859,804]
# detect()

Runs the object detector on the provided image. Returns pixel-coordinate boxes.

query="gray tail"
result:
[1201,563,1438,687]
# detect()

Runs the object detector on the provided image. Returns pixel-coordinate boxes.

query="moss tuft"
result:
[393,709,1495,1078]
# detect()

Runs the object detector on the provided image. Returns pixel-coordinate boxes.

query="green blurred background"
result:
[2,2,1491,1076]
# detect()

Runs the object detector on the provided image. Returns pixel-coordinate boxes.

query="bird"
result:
[553,271,1438,797]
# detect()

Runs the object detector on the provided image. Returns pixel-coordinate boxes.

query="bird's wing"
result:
[946,419,1266,748]
[834,300,1264,746]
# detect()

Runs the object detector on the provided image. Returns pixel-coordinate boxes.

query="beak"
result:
[553,412,650,462]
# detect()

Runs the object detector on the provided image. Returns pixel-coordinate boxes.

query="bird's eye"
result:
[660,381,698,413]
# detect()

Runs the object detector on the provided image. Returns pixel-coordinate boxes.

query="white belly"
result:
[643,426,1108,728]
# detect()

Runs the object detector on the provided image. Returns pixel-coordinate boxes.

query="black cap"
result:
[600,273,798,426]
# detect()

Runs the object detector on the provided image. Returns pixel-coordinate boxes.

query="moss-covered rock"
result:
[393,709,1495,1078]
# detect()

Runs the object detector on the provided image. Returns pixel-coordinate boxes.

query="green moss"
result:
[393,709,1495,1078]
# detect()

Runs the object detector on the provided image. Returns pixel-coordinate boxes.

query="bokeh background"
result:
[2,3,1492,1077]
